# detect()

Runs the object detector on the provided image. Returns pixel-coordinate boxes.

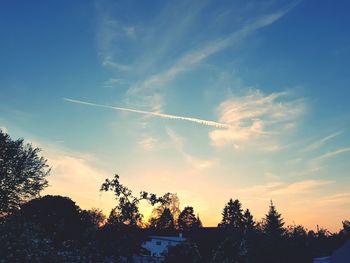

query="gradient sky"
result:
[1,0,350,232]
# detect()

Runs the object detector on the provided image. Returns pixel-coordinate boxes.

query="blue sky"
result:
[1,0,350,230]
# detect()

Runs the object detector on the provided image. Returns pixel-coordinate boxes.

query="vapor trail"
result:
[64,98,231,129]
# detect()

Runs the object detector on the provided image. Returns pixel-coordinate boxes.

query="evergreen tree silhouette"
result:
[178,206,201,232]
[243,209,255,232]
[264,200,285,238]
[152,208,175,232]
[218,199,244,232]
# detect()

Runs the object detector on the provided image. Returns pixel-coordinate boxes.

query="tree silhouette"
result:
[100,208,143,259]
[18,195,87,245]
[151,192,181,227]
[264,200,285,238]
[178,206,202,233]
[178,206,202,232]
[196,214,203,228]
[218,199,244,232]
[0,130,50,216]
[243,209,255,232]
[100,174,164,227]
[0,220,55,262]
[150,208,175,233]
[342,220,350,234]
[211,236,243,263]
[164,242,202,263]
[81,208,106,228]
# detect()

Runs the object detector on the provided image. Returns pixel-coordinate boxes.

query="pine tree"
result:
[243,209,255,232]
[152,208,175,232]
[178,206,201,232]
[342,220,350,234]
[196,214,203,228]
[264,200,285,238]
[218,199,244,232]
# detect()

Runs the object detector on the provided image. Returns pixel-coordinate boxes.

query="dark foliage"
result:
[0,130,50,216]
[0,192,348,263]
[100,174,164,227]
[211,234,248,263]
[264,200,285,238]
[0,195,113,262]
[163,242,202,263]
[218,199,244,233]
[149,207,176,233]
[148,193,182,235]
[0,220,55,262]
[342,220,350,234]
[243,209,255,232]
[18,195,91,246]
[96,221,145,260]
[81,208,106,228]
[178,206,202,233]
[189,227,226,263]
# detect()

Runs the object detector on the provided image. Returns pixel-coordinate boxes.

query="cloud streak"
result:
[313,147,350,161]
[137,8,294,90]
[236,179,333,198]
[64,98,231,129]
[126,5,296,110]
[302,131,342,152]
[166,128,216,170]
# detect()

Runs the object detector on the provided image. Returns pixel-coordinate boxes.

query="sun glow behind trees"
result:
[1,0,350,237]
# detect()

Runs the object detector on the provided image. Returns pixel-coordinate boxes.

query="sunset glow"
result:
[1,0,350,233]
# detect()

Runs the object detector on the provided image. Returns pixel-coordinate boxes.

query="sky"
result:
[1,0,350,232]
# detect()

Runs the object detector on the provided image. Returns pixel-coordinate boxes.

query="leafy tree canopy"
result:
[81,208,106,228]
[18,195,88,244]
[100,174,164,227]
[151,193,180,223]
[0,130,50,216]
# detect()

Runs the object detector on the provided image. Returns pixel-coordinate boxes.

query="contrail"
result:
[63,98,231,129]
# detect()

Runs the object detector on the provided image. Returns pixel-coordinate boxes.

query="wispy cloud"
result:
[138,136,158,151]
[320,192,350,206]
[302,131,342,152]
[95,0,298,112]
[166,128,216,170]
[140,9,291,86]
[272,180,333,196]
[126,6,295,110]
[313,147,350,161]
[102,57,132,72]
[209,90,305,149]
[21,136,115,213]
[64,98,231,128]
[103,78,129,89]
[237,179,333,198]
[95,13,136,73]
